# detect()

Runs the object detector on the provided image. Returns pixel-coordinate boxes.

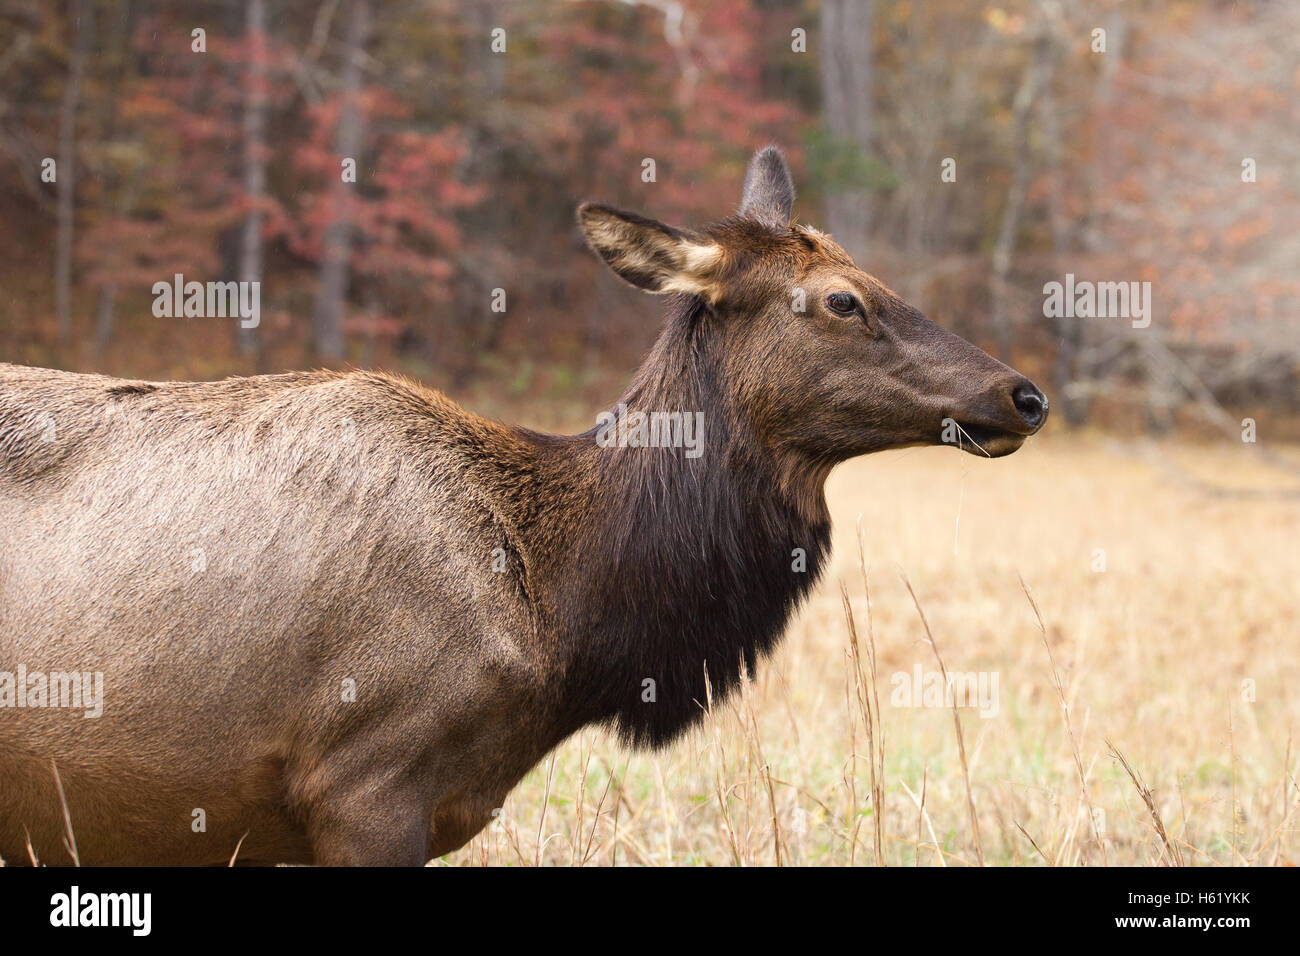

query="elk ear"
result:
[577,203,724,303]
[739,146,795,228]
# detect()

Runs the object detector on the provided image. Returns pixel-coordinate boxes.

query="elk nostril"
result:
[1012,383,1049,429]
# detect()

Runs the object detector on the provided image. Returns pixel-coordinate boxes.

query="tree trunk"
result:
[313,0,369,361]
[1084,11,1125,254]
[990,27,1050,362]
[55,0,88,351]
[819,0,874,257]
[237,0,269,359]
[463,0,506,373]
[94,0,132,353]
[1034,7,1087,423]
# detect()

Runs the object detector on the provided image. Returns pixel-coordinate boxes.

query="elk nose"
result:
[1012,382,1049,431]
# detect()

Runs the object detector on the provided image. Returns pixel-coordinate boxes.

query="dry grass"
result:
[441,434,1300,866]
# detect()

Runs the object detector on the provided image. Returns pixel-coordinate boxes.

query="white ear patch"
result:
[658,242,725,300]
[679,241,725,273]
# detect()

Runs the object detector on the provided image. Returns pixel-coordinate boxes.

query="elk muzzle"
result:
[948,376,1049,457]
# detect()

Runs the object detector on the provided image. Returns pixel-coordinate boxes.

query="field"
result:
[442,434,1300,866]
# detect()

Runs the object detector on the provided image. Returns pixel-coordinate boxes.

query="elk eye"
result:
[826,292,858,316]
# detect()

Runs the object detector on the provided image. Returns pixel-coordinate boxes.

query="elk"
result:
[0,147,1046,866]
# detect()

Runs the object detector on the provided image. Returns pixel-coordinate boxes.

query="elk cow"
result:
[0,147,1046,865]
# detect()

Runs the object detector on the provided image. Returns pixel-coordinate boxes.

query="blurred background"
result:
[0,0,1296,436]
[2,0,1298,866]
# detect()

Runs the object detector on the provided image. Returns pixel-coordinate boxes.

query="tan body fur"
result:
[1,366,557,864]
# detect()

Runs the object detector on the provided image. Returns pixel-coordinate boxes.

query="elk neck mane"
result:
[530,295,834,749]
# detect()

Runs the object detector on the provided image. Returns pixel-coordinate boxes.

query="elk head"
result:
[578,146,1048,464]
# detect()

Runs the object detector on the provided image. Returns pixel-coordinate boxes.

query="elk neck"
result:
[510,296,834,748]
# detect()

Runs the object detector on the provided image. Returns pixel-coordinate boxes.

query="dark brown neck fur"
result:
[513,297,833,748]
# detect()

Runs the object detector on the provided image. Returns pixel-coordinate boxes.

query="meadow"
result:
[441,433,1300,866]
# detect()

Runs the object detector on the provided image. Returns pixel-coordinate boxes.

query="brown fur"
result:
[0,148,1045,865]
